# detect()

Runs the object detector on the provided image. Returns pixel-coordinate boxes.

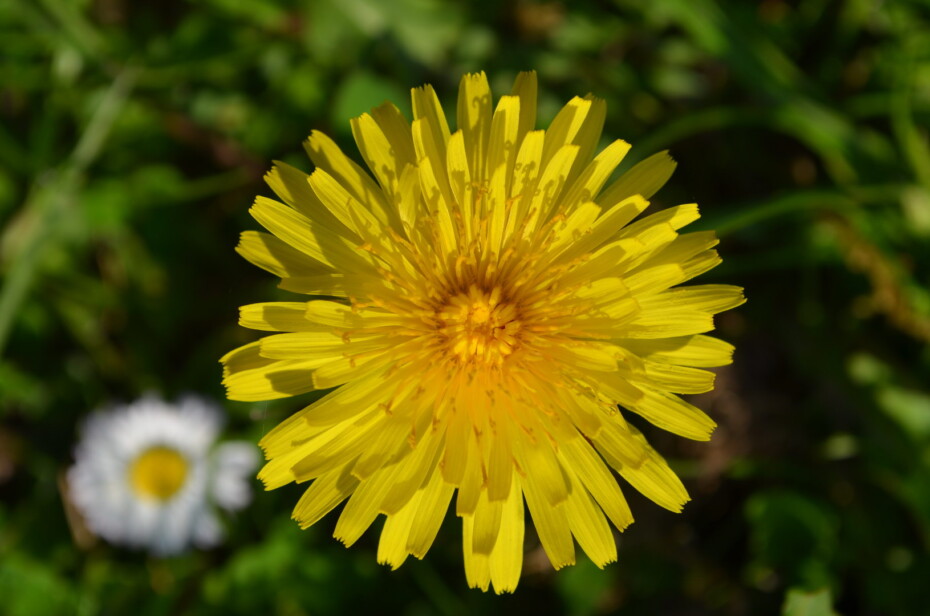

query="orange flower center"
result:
[436,285,523,366]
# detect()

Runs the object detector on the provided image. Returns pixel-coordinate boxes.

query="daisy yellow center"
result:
[129,446,189,501]
[436,285,522,365]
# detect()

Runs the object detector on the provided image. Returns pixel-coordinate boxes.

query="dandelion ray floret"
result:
[222,71,744,593]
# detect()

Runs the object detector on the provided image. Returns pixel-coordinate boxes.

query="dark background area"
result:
[2,0,930,614]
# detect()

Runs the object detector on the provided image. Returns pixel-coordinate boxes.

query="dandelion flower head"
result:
[222,71,744,592]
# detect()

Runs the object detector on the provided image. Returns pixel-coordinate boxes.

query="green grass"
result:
[2,0,930,614]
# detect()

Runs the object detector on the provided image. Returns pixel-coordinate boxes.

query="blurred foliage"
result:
[2,0,930,614]
[782,588,837,616]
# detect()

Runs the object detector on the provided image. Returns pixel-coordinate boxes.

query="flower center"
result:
[437,285,522,365]
[128,446,189,501]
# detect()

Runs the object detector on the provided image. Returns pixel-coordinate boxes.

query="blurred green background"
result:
[2,0,930,614]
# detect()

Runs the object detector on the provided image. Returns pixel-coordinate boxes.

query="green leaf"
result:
[0,554,80,616]
[555,556,614,616]
[745,490,837,588]
[332,71,408,130]
[782,587,837,616]
[876,386,930,440]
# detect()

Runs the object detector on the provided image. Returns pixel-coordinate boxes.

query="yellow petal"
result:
[509,71,537,146]
[560,230,667,285]
[597,150,677,208]
[236,230,330,279]
[505,129,544,238]
[304,300,401,330]
[582,369,642,408]
[472,490,503,555]
[547,201,602,256]
[510,427,567,507]
[411,83,451,159]
[638,284,746,314]
[556,344,622,372]
[334,460,405,547]
[249,196,373,271]
[633,243,723,289]
[446,130,474,240]
[616,427,690,512]
[307,167,386,240]
[264,161,345,231]
[290,410,387,482]
[604,227,682,274]
[621,307,715,339]
[377,490,420,570]
[406,468,455,558]
[260,372,389,458]
[457,71,492,183]
[646,230,719,266]
[522,471,575,570]
[413,153,458,255]
[260,414,387,491]
[381,430,443,515]
[592,414,649,469]
[239,302,318,332]
[555,387,606,438]
[277,274,348,296]
[486,95,521,194]
[627,386,716,441]
[563,467,617,568]
[441,407,471,486]
[486,429,514,502]
[623,263,690,297]
[304,130,396,230]
[523,143,579,233]
[557,195,650,261]
[680,249,723,282]
[311,344,395,389]
[641,361,717,394]
[558,437,633,532]
[618,203,700,239]
[220,340,274,377]
[395,162,422,230]
[560,139,631,215]
[620,335,735,368]
[462,514,491,591]
[455,435,484,516]
[292,465,359,529]
[369,102,417,171]
[568,96,607,177]
[258,331,380,361]
[488,476,525,594]
[222,358,317,402]
[541,96,605,178]
[351,417,415,480]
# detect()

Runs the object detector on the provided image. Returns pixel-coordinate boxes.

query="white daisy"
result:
[67,394,258,555]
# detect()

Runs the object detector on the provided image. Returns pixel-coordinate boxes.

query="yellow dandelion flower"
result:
[222,71,744,593]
